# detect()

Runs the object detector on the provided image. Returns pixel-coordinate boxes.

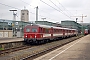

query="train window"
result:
[45,28,49,33]
[40,28,43,33]
[32,28,37,32]
[55,29,56,32]
[26,28,30,32]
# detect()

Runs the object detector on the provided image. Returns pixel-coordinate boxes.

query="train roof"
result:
[37,24,77,30]
[25,24,77,31]
[39,25,76,30]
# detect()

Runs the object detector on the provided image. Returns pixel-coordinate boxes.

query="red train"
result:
[84,29,89,35]
[24,24,78,44]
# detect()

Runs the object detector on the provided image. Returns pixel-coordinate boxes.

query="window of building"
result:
[22,13,25,15]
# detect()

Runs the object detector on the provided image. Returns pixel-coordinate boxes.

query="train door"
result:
[63,29,65,36]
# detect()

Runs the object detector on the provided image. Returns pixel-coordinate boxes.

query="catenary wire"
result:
[0,1,57,22]
[40,0,72,19]
[19,0,60,21]
[56,0,74,16]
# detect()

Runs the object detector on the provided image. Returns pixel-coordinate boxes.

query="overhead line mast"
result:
[36,6,38,21]
[71,14,87,23]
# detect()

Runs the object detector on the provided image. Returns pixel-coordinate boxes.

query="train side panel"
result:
[24,24,78,44]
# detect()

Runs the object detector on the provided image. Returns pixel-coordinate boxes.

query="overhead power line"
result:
[49,0,63,11]
[48,0,72,18]
[56,0,74,16]
[19,0,59,21]
[19,0,33,7]
[40,0,71,19]
[0,1,57,21]
[20,0,59,20]
[0,2,36,15]
[20,0,73,21]
[40,0,60,12]
[0,2,21,10]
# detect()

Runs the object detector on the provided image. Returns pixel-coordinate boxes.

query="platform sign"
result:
[15,22,18,25]
[8,22,11,25]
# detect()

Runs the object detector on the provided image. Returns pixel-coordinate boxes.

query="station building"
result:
[35,21,61,27]
[0,19,61,38]
[61,20,82,28]
[21,9,29,22]
[61,20,90,34]
[0,19,89,38]
[0,19,32,38]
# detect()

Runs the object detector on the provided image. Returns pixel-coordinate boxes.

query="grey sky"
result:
[0,0,90,23]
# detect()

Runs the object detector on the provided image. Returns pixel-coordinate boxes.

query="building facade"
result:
[0,19,62,37]
[35,21,61,27]
[0,19,31,37]
[61,20,82,33]
[21,9,29,22]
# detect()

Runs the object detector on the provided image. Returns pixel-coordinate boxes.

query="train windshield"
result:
[32,28,37,32]
[26,28,30,32]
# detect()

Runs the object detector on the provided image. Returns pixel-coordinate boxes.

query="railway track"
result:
[0,35,83,60]
[22,36,83,60]
[0,45,31,56]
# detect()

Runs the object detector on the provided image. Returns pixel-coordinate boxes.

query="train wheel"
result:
[35,41,38,44]
[37,41,41,45]
[42,40,45,44]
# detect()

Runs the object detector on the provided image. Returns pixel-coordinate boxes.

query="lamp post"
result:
[20,27,22,37]
[36,6,38,21]
[3,20,5,30]
[9,10,17,37]
[9,10,17,21]
[41,18,46,25]
[15,28,17,37]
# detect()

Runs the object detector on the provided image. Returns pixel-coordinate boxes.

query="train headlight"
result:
[35,35,36,38]
[26,36,27,37]
[41,35,42,37]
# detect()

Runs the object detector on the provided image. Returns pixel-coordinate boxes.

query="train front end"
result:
[24,25,43,44]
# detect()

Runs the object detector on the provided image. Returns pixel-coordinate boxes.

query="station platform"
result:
[34,34,90,60]
[0,37,23,44]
